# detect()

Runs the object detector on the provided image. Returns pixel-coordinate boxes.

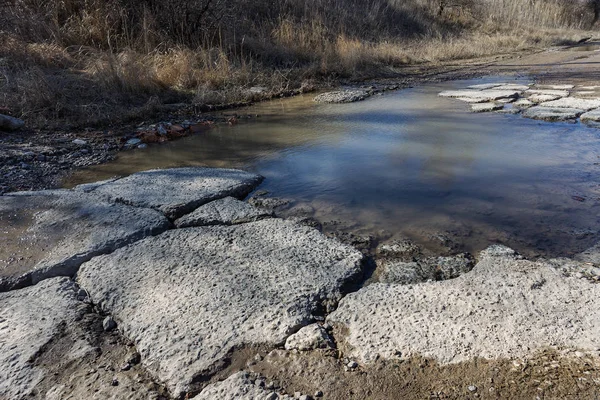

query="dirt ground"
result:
[248,347,600,400]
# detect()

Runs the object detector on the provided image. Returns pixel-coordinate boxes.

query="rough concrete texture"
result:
[526,89,570,98]
[471,102,503,112]
[328,246,600,365]
[513,98,534,108]
[528,93,561,103]
[0,113,25,131]
[193,372,298,400]
[538,97,600,111]
[439,90,520,102]
[378,254,474,284]
[77,219,364,396]
[314,90,369,103]
[285,324,335,351]
[0,278,84,400]
[175,196,272,228]
[79,167,264,219]
[0,190,170,291]
[522,106,584,121]
[581,109,600,123]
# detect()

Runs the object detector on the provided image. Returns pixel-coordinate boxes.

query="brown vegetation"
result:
[0,0,596,127]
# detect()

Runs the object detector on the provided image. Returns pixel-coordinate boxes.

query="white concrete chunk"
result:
[77,219,364,396]
[581,109,600,123]
[439,90,520,102]
[471,103,503,113]
[522,106,584,121]
[79,167,264,219]
[314,90,369,104]
[174,197,271,228]
[538,98,600,111]
[526,89,570,98]
[328,248,600,365]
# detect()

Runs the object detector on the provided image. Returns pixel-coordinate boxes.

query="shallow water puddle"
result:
[65,78,600,257]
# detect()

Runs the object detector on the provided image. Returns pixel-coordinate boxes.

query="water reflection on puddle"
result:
[65,78,600,257]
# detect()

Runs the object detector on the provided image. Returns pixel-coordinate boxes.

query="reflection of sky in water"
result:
[66,78,600,257]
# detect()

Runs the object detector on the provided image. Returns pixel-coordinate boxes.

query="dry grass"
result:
[0,0,595,127]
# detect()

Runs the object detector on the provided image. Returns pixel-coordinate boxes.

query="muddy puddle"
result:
[65,78,600,258]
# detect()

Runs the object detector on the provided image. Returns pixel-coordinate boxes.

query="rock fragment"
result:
[78,167,264,219]
[175,197,272,228]
[522,106,584,122]
[0,278,84,400]
[78,219,364,396]
[580,109,600,125]
[378,254,474,284]
[193,372,299,400]
[285,324,335,351]
[538,97,600,111]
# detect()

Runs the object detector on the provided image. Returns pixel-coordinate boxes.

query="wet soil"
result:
[249,348,600,400]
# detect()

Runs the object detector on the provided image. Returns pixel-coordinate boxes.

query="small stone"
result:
[111,377,119,386]
[264,393,278,400]
[126,138,142,146]
[72,139,87,146]
[77,288,88,300]
[120,362,131,371]
[314,390,324,397]
[103,316,117,331]
[347,361,358,369]
[468,385,477,392]
[137,144,148,149]
[127,352,141,365]
[157,125,168,136]
[298,396,312,400]
[0,113,25,131]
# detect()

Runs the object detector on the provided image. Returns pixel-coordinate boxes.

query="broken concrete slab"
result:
[471,102,504,113]
[77,219,364,396]
[314,90,369,104]
[538,97,600,111]
[328,247,600,365]
[526,89,570,98]
[581,109,600,124]
[439,90,520,102]
[192,372,297,400]
[522,106,584,122]
[0,190,170,291]
[0,278,85,400]
[77,167,264,220]
[513,98,534,108]
[174,197,272,228]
